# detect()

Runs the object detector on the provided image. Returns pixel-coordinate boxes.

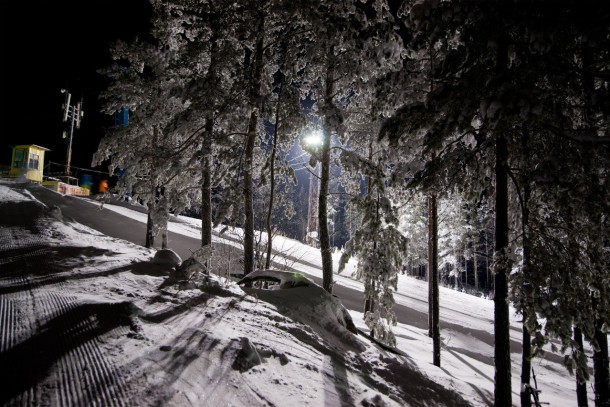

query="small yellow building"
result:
[10,144,50,183]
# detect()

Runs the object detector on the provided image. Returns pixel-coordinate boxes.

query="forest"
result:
[92,1,609,406]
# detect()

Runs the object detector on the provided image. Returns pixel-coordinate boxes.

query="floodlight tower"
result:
[303,130,323,247]
[61,89,84,176]
[307,163,320,246]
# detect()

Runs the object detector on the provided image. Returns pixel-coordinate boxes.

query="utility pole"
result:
[61,89,83,176]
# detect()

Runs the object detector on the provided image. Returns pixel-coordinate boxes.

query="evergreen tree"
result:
[339,145,408,346]
[299,0,403,293]
[149,0,252,273]
[380,2,609,404]
[94,40,199,249]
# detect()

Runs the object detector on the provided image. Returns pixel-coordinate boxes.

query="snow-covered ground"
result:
[0,180,600,406]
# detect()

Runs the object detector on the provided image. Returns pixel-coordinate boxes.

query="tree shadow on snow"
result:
[0,245,116,278]
[0,301,137,405]
[0,259,170,295]
[118,324,223,406]
[368,353,474,406]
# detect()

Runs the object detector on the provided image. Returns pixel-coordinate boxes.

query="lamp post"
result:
[302,130,323,247]
[61,89,83,176]
[307,162,320,246]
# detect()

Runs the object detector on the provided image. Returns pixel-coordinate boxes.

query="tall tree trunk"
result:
[464,252,468,291]
[492,33,512,405]
[521,326,531,407]
[161,206,169,250]
[566,193,590,406]
[200,34,218,273]
[494,132,512,405]
[485,237,490,293]
[147,127,161,250]
[520,127,532,407]
[364,141,375,319]
[593,296,609,407]
[366,281,376,338]
[429,192,440,367]
[574,327,589,407]
[473,234,479,292]
[243,12,265,276]
[265,73,284,269]
[319,44,334,294]
[161,229,168,249]
[427,44,439,352]
[428,200,433,337]
[319,127,333,292]
[582,38,609,407]
[201,119,213,249]
[243,111,257,276]
[146,202,155,248]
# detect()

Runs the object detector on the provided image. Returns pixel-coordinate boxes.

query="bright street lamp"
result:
[302,129,323,149]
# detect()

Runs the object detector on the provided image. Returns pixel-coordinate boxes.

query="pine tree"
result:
[338,145,407,347]
[94,39,200,249]
[298,0,403,293]
[379,2,610,404]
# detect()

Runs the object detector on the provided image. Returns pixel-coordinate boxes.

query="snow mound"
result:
[152,248,182,268]
[237,269,363,352]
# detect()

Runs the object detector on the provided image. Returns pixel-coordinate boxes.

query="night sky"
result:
[0,0,151,174]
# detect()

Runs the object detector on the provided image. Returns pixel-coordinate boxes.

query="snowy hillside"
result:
[0,181,599,406]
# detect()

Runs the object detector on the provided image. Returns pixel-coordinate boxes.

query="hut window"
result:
[13,148,27,169]
[29,153,39,169]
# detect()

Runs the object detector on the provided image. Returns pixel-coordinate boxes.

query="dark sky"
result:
[0,0,151,174]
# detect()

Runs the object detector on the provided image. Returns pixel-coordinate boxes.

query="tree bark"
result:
[265,74,284,269]
[428,197,433,338]
[494,133,512,406]
[473,234,479,292]
[364,141,375,322]
[582,38,609,407]
[429,192,440,367]
[319,44,335,294]
[161,209,168,250]
[243,11,265,276]
[593,298,609,407]
[520,128,532,407]
[485,237,490,293]
[574,327,589,407]
[201,119,213,249]
[200,34,218,276]
[464,251,468,291]
[319,126,333,293]
[145,202,155,248]
[521,325,531,407]
[427,43,438,349]
[243,110,257,276]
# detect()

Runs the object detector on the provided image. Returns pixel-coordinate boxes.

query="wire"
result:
[47,161,112,176]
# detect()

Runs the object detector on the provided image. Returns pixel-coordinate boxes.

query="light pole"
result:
[302,129,323,247]
[307,162,320,246]
[61,89,83,176]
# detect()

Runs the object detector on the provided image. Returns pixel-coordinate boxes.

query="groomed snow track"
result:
[0,202,131,407]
